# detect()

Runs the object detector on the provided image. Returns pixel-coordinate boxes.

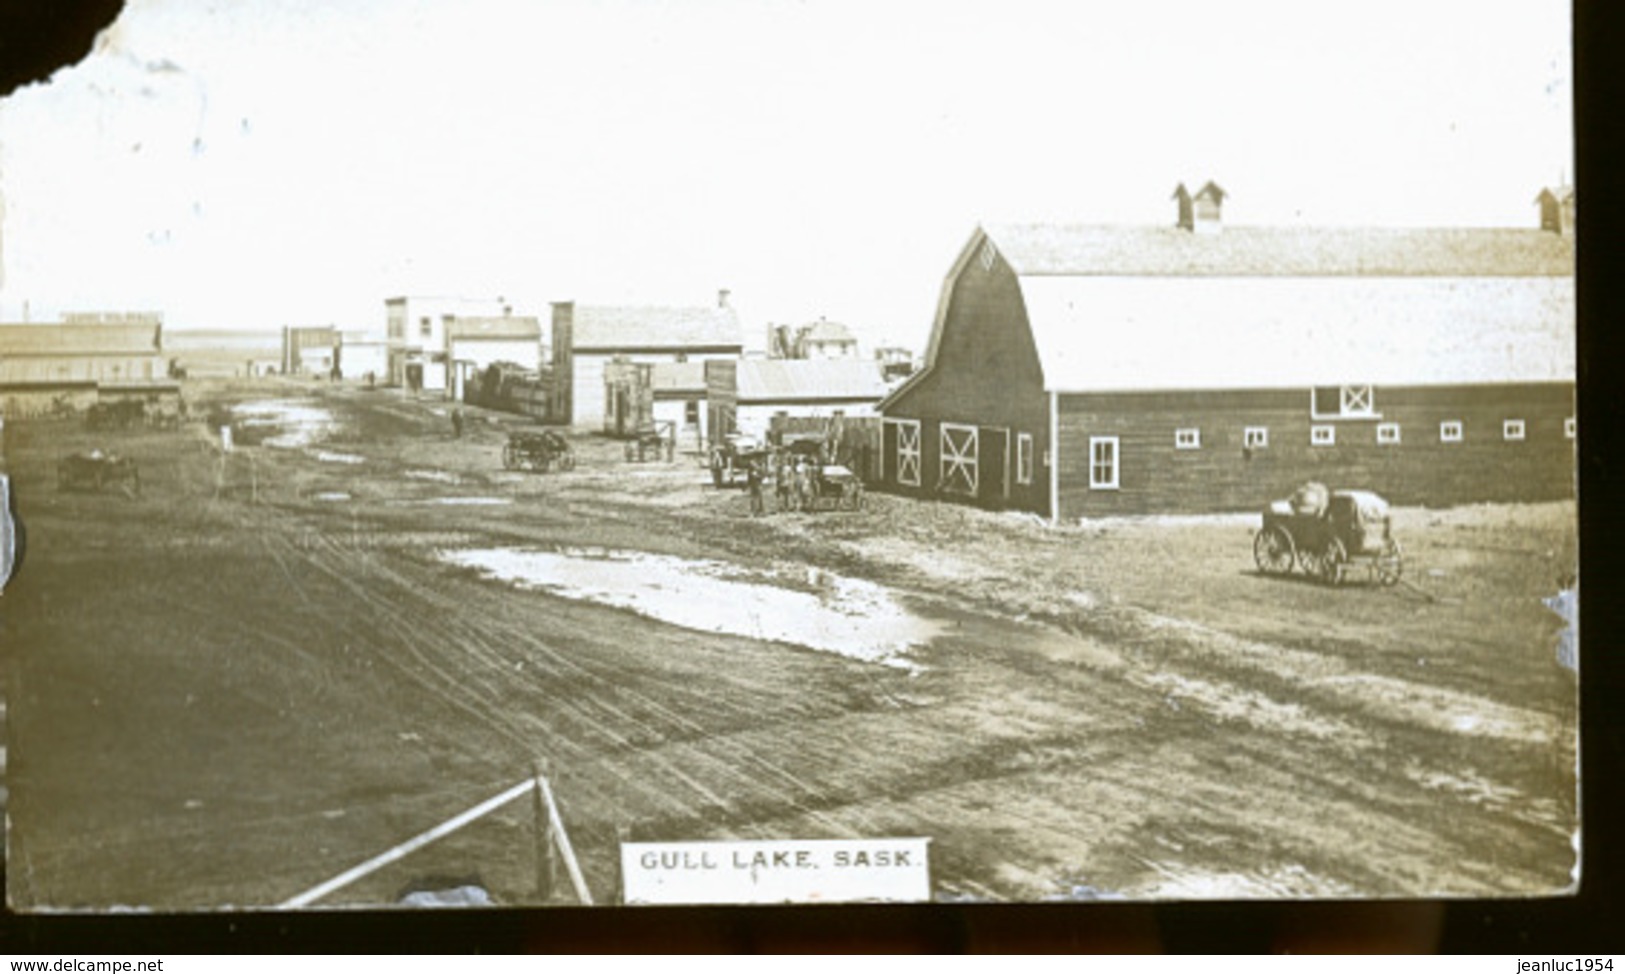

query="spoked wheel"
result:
[1253,526,1296,575]
[1376,536,1404,586]
[1316,538,1347,586]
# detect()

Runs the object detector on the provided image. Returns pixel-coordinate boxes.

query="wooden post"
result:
[533,763,556,903]
[614,823,632,906]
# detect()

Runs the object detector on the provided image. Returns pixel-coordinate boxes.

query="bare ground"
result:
[0,379,1579,910]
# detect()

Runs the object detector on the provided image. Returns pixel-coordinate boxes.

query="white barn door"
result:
[939,423,978,496]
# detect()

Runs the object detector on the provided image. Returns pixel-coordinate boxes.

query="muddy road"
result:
[0,381,1579,909]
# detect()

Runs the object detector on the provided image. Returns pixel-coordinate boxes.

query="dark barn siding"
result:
[1056,383,1575,518]
[880,241,1052,514]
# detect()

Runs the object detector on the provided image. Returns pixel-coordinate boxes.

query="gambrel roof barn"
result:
[878,187,1575,520]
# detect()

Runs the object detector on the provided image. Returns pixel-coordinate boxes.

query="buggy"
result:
[86,400,146,431]
[58,450,141,495]
[709,434,772,488]
[798,464,865,512]
[1253,484,1403,586]
[625,420,675,463]
[502,430,575,473]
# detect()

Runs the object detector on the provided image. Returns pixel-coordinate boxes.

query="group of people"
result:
[746,453,822,516]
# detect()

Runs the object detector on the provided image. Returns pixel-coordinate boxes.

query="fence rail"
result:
[278,773,591,909]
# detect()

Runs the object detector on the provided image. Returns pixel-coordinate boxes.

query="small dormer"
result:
[1536,185,1575,236]
[1174,181,1226,233]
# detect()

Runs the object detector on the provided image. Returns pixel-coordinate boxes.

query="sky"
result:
[0,0,1572,351]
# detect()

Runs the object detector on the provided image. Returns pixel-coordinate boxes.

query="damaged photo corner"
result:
[0,0,1580,926]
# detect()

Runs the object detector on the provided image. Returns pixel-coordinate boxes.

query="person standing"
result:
[747,460,765,517]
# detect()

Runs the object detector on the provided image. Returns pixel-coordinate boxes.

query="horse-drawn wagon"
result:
[57,450,141,495]
[1253,484,1402,586]
[502,430,575,473]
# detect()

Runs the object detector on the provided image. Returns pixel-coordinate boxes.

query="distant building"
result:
[706,358,889,443]
[445,315,543,401]
[601,360,709,448]
[282,325,340,377]
[336,332,390,382]
[551,291,743,429]
[766,319,861,360]
[874,345,916,382]
[0,320,171,417]
[166,329,283,378]
[879,184,1576,518]
[385,296,512,390]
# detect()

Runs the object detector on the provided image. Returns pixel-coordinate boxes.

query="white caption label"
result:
[621,838,931,905]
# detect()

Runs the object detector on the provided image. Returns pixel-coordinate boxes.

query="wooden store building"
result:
[876,184,1576,520]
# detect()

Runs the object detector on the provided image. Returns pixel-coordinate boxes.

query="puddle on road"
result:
[438,546,941,668]
[313,450,365,465]
[231,400,338,449]
[421,497,510,506]
[406,469,463,484]
[312,492,352,502]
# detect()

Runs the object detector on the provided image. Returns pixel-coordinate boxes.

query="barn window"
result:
[1376,423,1401,445]
[1016,433,1034,485]
[1565,417,1576,439]
[940,423,979,495]
[1243,427,1269,449]
[1440,420,1463,443]
[1089,437,1119,490]
[1174,428,1200,450]
[1311,425,1335,446]
[889,419,921,487]
[1503,419,1525,441]
[1310,385,1377,419]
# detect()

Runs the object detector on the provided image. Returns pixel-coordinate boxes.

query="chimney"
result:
[1172,183,1194,231]
[1536,186,1575,236]
[717,288,731,309]
[1191,181,1226,234]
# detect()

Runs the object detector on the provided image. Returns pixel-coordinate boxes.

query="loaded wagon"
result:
[1253,484,1403,586]
[502,430,575,473]
[58,450,141,495]
[798,464,865,512]
[709,434,772,488]
[625,420,676,463]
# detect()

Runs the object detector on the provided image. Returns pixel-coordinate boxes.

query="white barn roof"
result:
[984,224,1575,392]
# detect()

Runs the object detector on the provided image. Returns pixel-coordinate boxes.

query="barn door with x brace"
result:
[939,423,978,496]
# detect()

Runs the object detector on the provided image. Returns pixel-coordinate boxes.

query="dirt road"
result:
[0,381,1579,909]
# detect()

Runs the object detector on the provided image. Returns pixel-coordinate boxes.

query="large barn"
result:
[877,186,1576,520]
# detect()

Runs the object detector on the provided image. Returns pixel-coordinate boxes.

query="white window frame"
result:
[1088,436,1119,490]
[1440,420,1463,443]
[887,418,921,487]
[939,422,979,496]
[1310,425,1335,446]
[1174,428,1200,450]
[1376,422,1401,445]
[1565,417,1576,439]
[1504,419,1526,441]
[1310,384,1379,420]
[1243,427,1269,449]
[1016,432,1034,485]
